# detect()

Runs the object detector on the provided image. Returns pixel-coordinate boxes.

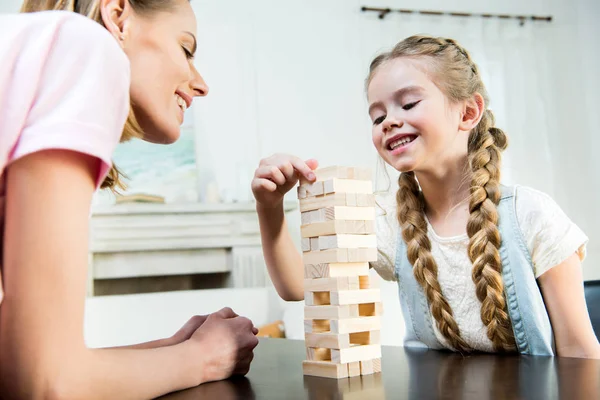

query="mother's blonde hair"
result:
[21,0,184,190]
[367,36,515,353]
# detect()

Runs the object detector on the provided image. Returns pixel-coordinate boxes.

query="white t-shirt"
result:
[371,185,588,352]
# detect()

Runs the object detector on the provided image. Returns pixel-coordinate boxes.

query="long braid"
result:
[467,111,515,352]
[369,35,516,352]
[397,172,470,352]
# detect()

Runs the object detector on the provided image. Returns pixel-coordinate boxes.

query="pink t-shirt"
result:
[0,11,130,303]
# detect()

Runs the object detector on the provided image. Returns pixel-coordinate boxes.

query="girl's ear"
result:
[99,0,133,46]
[458,93,485,132]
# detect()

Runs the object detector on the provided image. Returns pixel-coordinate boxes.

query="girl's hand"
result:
[251,154,318,208]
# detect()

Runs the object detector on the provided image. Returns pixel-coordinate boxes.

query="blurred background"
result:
[2,0,598,347]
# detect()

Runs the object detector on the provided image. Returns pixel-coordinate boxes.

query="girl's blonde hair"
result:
[20,0,184,190]
[367,35,515,353]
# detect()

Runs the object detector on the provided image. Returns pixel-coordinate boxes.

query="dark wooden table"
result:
[159,338,600,399]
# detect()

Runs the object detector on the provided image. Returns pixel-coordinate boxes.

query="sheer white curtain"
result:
[358,12,558,196]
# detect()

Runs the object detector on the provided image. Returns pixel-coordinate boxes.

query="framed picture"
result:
[93,108,199,205]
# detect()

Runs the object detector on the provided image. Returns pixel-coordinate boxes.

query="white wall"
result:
[0,0,21,13]
[192,0,600,280]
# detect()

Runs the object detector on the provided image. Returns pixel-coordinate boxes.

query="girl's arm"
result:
[538,253,600,359]
[252,154,318,301]
[0,150,257,399]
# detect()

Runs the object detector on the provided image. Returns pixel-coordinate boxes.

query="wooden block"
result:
[323,179,373,195]
[359,275,379,289]
[347,248,378,262]
[318,234,377,250]
[357,302,384,317]
[347,362,361,377]
[299,193,347,212]
[345,193,357,207]
[356,193,376,207]
[302,248,376,264]
[303,360,348,379]
[304,304,359,319]
[304,277,359,292]
[306,347,332,361]
[302,207,375,224]
[331,316,381,334]
[299,181,324,197]
[302,248,348,264]
[305,319,331,334]
[373,358,382,373]
[305,332,350,349]
[297,185,307,200]
[353,168,372,181]
[350,331,381,346]
[310,237,319,251]
[304,262,370,279]
[305,291,331,306]
[330,289,381,305]
[331,344,382,364]
[314,166,353,181]
[322,206,375,222]
[301,238,311,252]
[301,220,375,238]
[360,360,374,375]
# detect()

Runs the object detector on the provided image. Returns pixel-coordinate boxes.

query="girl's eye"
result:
[403,101,420,111]
[373,115,386,125]
[182,46,194,60]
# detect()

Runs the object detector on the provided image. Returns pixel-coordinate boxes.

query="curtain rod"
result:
[361,6,553,24]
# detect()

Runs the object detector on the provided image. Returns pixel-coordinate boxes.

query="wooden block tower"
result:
[299,166,383,379]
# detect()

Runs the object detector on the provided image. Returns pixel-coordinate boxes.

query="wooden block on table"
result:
[303,360,348,379]
[330,289,381,305]
[301,220,375,238]
[347,362,361,377]
[302,248,377,264]
[331,316,381,334]
[301,238,311,252]
[299,193,347,212]
[304,262,370,279]
[318,234,377,250]
[301,206,375,224]
[304,304,360,319]
[360,360,374,375]
[303,276,359,292]
[331,344,382,364]
[323,179,373,195]
[306,347,332,361]
[373,358,382,373]
[305,332,350,349]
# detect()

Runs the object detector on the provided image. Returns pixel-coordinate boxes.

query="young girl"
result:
[0,0,258,397]
[252,35,600,358]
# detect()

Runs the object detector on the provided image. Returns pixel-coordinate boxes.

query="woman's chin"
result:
[139,120,181,144]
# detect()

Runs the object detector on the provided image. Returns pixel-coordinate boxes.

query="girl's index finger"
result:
[289,157,317,182]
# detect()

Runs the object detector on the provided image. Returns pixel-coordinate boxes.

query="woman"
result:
[0,0,258,398]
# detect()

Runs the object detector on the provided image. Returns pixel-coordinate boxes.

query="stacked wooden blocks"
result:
[299,166,382,379]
